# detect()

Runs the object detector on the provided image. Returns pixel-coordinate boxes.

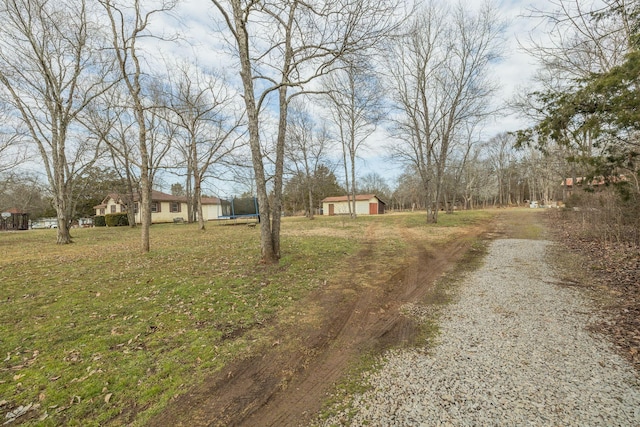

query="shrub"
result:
[564,187,640,245]
[94,216,106,227]
[564,193,584,209]
[105,213,129,227]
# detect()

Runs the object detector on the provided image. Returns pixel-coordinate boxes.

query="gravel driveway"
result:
[330,239,640,426]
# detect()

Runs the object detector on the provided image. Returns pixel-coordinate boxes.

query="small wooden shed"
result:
[321,194,386,216]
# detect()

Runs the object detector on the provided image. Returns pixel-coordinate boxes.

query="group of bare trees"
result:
[166,64,243,230]
[325,60,385,218]
[210,0,402,262]
[0,0,514,260]
[4,0,631,260]
[0,0,241,251]
[387,0,638,230]
[387,1,505,222]
[284,104,332,219]
[388,132,561,212]
[278,0,509,224]
[0,0,403,261]
[0,0,114,244]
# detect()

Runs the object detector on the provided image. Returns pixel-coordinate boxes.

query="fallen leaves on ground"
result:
[550,211,640,371]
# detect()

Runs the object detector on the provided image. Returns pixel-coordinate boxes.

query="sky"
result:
[7,0,561,199]
[161,0,557,196]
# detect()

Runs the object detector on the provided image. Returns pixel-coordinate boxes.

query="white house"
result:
[94,190,224,224]
[321,194,386,216]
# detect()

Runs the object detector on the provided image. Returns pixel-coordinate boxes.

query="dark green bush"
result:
[105,213,129,227]
[564,192,584,209]
[94,216,106,227]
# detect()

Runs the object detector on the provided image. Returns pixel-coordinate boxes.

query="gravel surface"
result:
[327,239,640,426]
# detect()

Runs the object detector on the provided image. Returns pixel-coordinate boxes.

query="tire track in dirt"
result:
[147,223,487,427]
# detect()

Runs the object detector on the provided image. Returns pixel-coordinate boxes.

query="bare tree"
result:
[100,0,177,252]
[0,0,115,243]
[210,0,401,263]
[388,0,504,222]
[359,172,391,201]
[523,0,632,82]
[167,63,244,229]
[485,132,518,206]
[285,102,332,219]
[83,89,141,227]
[0,105,28,175]
[441,124,480,213]
[325,59,384,218]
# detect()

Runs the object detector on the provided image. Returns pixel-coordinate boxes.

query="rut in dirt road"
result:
[147,230,481,427]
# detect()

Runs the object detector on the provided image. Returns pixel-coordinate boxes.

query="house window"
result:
[151,202,160,213]
[170,202,181,213]
[100,208,105,215]
[134,203,138,214]
[110,205,116,213]
[120,204,126,212]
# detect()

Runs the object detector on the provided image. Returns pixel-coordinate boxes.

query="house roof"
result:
[321,194,385,204]
[95,190,222,208]
[2,207,28,214]
[562,175,627,187]
[201,196,221,205]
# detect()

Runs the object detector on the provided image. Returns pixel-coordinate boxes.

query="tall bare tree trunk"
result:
[138,123,151,252]
[231,0,277,263]
[307,184,314,219]
[54,183,72,244]
[271,83,289,259]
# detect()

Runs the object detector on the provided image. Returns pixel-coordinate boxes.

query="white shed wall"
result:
[322,197,379,215]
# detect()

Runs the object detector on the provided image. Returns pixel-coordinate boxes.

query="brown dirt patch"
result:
[147,221,490,427]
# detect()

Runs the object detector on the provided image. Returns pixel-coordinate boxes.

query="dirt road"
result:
[148,214,497,426]
[332,215,640,425]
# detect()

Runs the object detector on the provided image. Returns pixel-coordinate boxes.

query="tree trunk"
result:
[197,191,205,230]
[232,1,277,263]
[139,172,151,253]
[350,149,357,218]
[54,158,73,244]
[430,165,444,223]
[55,195,72,244]
[124,164,137,227]
[194,165,206,230]
[342,146,352,217]
[307,185,314,219]
[270,83,290,261]
[188,134,197,223]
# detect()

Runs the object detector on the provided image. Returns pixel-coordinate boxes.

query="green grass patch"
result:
[0,211,493,425]
[0,223,355,426]
[389,209,492,229]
